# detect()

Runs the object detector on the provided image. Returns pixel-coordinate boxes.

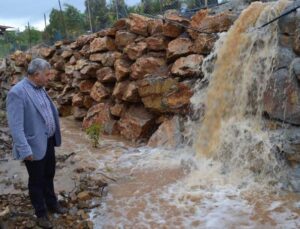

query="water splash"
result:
[192,1,289,179]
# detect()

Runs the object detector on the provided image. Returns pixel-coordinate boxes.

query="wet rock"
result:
[171,54,204,78]
[77,191,91,201]
[131,56,166,79]
[193,33,218,55]
[146,36,169,51]
[263,68,300,125]
[291,58,300,81]
[148,116,182,148]
[167,38,193,61]
[124,42,147,60]
[82,103,111,129]
[118,105,155,140]
[90,81,110,102]
[96,67,116,82]
[115,31,137,49]
[90,37,116,53]
[73,107,87,120]
[275,46,296,70]
[115,59,131,81]
[128,13,149,36]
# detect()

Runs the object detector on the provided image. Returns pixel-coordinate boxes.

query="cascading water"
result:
[89,1,300,228]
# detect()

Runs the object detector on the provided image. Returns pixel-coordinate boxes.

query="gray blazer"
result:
[6,78,61,160]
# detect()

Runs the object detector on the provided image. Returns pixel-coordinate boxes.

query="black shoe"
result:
[48,204,67,214]
[37,216,53,229]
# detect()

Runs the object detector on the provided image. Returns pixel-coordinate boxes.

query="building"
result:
[0,25,13,36]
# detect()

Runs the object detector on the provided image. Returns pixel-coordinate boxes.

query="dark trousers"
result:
[24,136,57,218]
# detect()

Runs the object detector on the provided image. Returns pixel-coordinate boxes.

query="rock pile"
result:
[0,9,237,146]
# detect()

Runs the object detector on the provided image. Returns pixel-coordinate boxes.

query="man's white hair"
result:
[27,58,51,75]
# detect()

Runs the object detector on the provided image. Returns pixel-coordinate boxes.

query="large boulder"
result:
[90,51,122,67]
[167,38,193,61]
[128,13,149,36]
[82,103,111,129]
[115,31,137,49]
[115,59,131,81]
[171,54,204,78]
[90,37,116,53]
[96,67,116,82]
[124,42,147,60]
[118,106,155,140]
[131,56,166,79]
[147,116,182,148]
[90,81,110,102]
[263,68,300,125]
[146,36,169,51]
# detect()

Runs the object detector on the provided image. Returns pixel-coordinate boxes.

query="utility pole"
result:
[44,13,47,29]
[28,22,32,52]
[115,0,119,20]
[205,0,208,8]
[87,0,93,33]
[58,0,67,39]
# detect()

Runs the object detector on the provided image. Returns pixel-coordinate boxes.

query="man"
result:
[6,58,66,228]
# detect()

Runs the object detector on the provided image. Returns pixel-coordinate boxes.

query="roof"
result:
[0,25,13,31]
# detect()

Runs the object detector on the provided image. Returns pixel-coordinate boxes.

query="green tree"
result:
[84,0,109,32]
[64,4,87,38]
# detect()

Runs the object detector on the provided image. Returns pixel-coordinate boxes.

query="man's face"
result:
[33,69,51,87]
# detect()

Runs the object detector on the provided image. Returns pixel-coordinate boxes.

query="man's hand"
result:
[24,155,33,161]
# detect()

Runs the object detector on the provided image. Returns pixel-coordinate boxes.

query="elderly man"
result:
[6,58,66,228]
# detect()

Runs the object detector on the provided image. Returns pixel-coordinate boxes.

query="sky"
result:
[0,0,139,31]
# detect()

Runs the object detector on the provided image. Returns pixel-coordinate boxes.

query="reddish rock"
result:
[61,50,73,59]
[39,47,55,58]
[97,27,117,37]
[148,19,163,35]
[11,51,30,67]
[83,96,95,109]
[147,116,182,148]
[189,10,235,38]
[171,54,204,78]
[113,18,128,29]
[75,59,89,71]
[115,59,131,81]
[96,67,116,82]
[115,31,137,49]
[118,106,155,140]
[89,51,122,67]
[90,81,110,102]
[131,56,166,79]
[82,103,111,129]
[146,36,168,51]
[73,107,87,120]
[112,81,130,100]
[193,33,218,54]
[79,80,95,93]
[110,103,125,117]
[65,65,76,75]
[124,42,147,60]
[57,104,73,117]
[123,81,140,102]
[263,68,300,125]
[90,37,116,53]
[162,11,189,38]
[69,56,77,65]
[128,13,149,36]
[80,63,100,77]
[167,38,193,61]
[72,93,84,107]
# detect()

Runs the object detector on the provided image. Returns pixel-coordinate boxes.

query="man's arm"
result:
[6,91,33,160]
